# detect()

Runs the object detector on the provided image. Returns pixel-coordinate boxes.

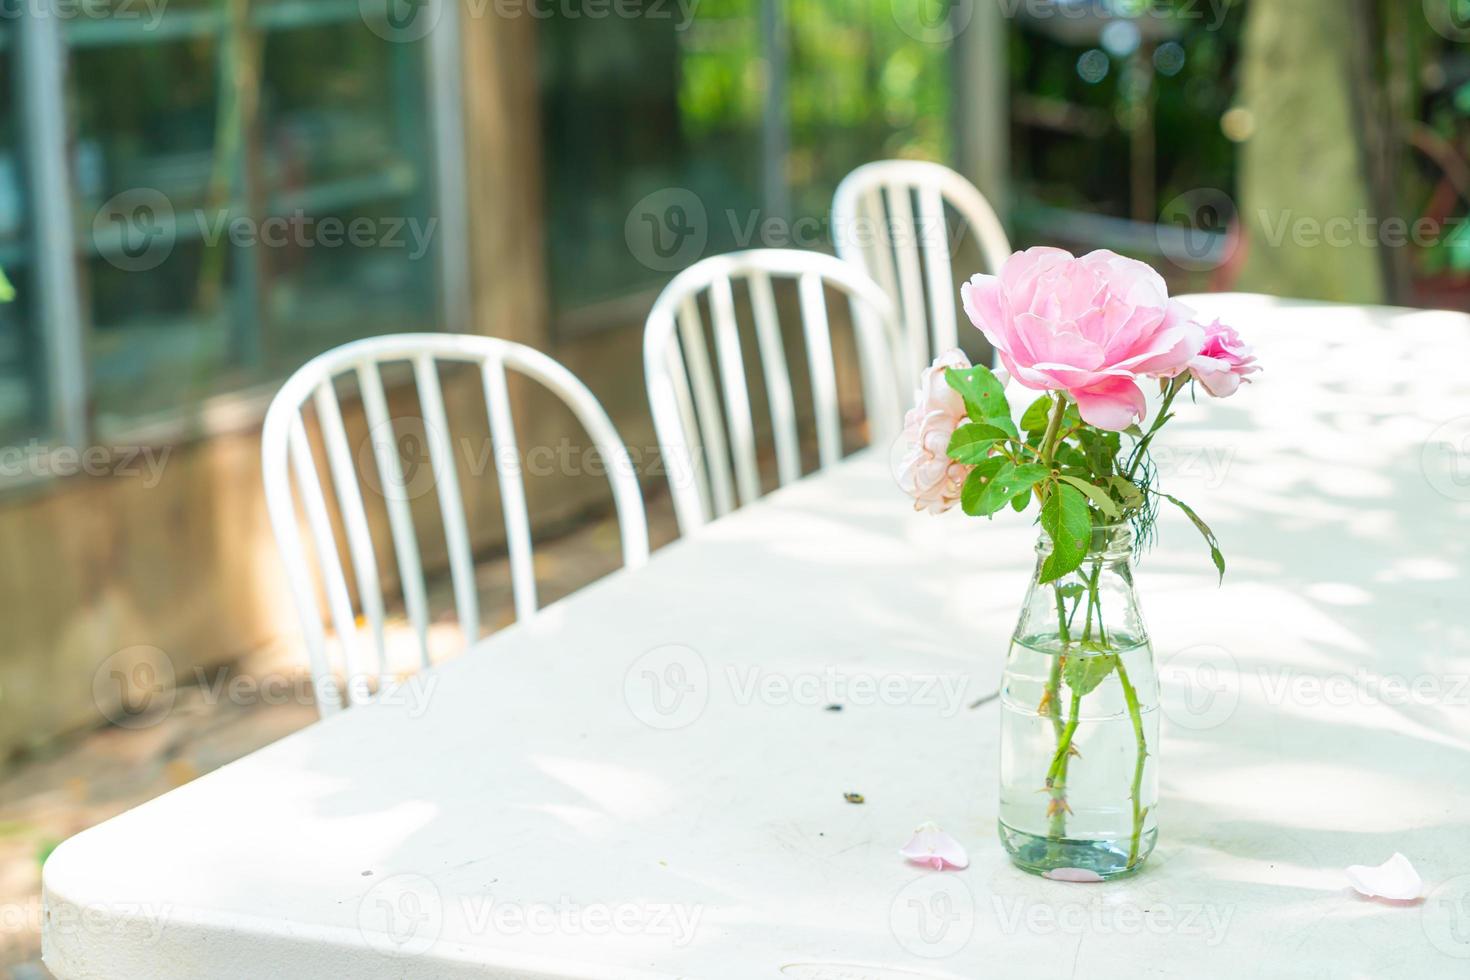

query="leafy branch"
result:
[942,367,1227,584]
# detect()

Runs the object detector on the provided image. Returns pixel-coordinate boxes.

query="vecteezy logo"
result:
[92,645,176,729]
[889,874,974,959]
[1424,874,1470,958]
[624,645,709,730]
[1421,416,1470,501]
[93,188,176,273]
[1157,188,1236,273]
[361,0,440,43]
[358,873,444,956]
[358,415,440,502]
[891,0,973,44]
[624,188,707,273]
[1426,0,1470,41]
[1158,643,1239,731]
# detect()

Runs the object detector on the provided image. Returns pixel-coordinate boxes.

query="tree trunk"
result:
[1236,0,1386,303]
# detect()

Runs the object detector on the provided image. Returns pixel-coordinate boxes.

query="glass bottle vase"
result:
[997,524,1160,879]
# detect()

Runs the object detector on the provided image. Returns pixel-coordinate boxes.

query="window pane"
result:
[0,17,42,446]
[540,0,764,313]
[540,0,953,317]
[71,5,438,428]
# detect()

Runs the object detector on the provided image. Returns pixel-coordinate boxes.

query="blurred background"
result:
[3,0,1469,971]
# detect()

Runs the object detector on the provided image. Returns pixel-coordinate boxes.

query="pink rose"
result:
[961,247,1202,431]
[897,349,973,514]
[1185,319,1258,397]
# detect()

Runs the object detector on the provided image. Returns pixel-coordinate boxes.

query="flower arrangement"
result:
[897,246,1257,573]
[896,246,1258,878]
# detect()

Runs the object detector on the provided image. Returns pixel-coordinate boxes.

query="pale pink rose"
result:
[961,247,1203,431]
[896,349,973,514]
[1185,319,1259,398]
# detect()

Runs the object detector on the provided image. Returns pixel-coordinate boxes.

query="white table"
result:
[43,295,1470,978]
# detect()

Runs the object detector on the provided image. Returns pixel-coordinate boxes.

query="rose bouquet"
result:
[897,247,1257,878]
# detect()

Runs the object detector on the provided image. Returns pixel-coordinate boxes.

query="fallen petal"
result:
[1346,853,1423,901]
[1043,868,1104,883]
[899,822,969,871]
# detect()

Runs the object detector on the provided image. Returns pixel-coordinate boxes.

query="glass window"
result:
[0,16,43,446]
[539,0,764,313]
[539,0,953,319]
[71,2,439,429]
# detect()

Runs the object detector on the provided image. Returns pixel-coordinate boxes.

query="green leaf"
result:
[0,267,12,303]
[1161,492,1226,582]
[1063,653,1117,696]
[1039,483,1090,583]
[1010,491,1030,513]
[1075,428,1121,478]
[1106,476,1145,510]
[973,462,1049,517]
[1057,474,1121,519]
[945,365,1010,424]
[960,457,1008,516]
[946,423,1010,464]
[1020,395,1052,433]
[985,415,1021,441]
[1054,444,1087,469]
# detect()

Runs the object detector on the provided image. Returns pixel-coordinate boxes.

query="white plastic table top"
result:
[43,295,1470,979]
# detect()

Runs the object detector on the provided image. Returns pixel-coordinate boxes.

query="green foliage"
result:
[946,422,1011,464]
[960,457,1007,516]
[1039,483,1090,583]
[1057,474,1121,519]
[937,375,1227,584]
[1020,395,1052,433]
[981,463,1049,515]
[944,365,1010,425]
[0,267,12,303]
[1106,475,1145,510]
[1064,652,1117,696]
[1160,492,1227,582]
[1076,428,1121,478]
[964,460,1047,517]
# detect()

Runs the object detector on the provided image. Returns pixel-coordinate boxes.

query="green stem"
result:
[1125,378,1184,480]
[1116,658,1149,866]
[1086,560,1107,648]
[1039,396,1082,844]
[1046,690,1082,839]
[1039,395,1068,477]
[1044,584,1070,835]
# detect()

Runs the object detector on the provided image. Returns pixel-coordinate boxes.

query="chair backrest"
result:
[643,248,902,534]
[832,159,1012,378]
[262,333,649,715]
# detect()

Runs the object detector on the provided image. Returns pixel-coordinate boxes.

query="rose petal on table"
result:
[1345,853,1423,901]
[1043,868,1104,883]
[899,822,969,870]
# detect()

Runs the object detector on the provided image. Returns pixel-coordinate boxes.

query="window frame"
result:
[6,0,470,485]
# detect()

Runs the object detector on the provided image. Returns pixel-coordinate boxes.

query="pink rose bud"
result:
[1186,318,1259,398]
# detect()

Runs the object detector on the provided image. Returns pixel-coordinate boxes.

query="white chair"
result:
[643,248,902,534]
[831,159,1012,378]
[262,333,649,715]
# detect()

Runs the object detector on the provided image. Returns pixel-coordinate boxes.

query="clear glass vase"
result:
[997,524,1160,879]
